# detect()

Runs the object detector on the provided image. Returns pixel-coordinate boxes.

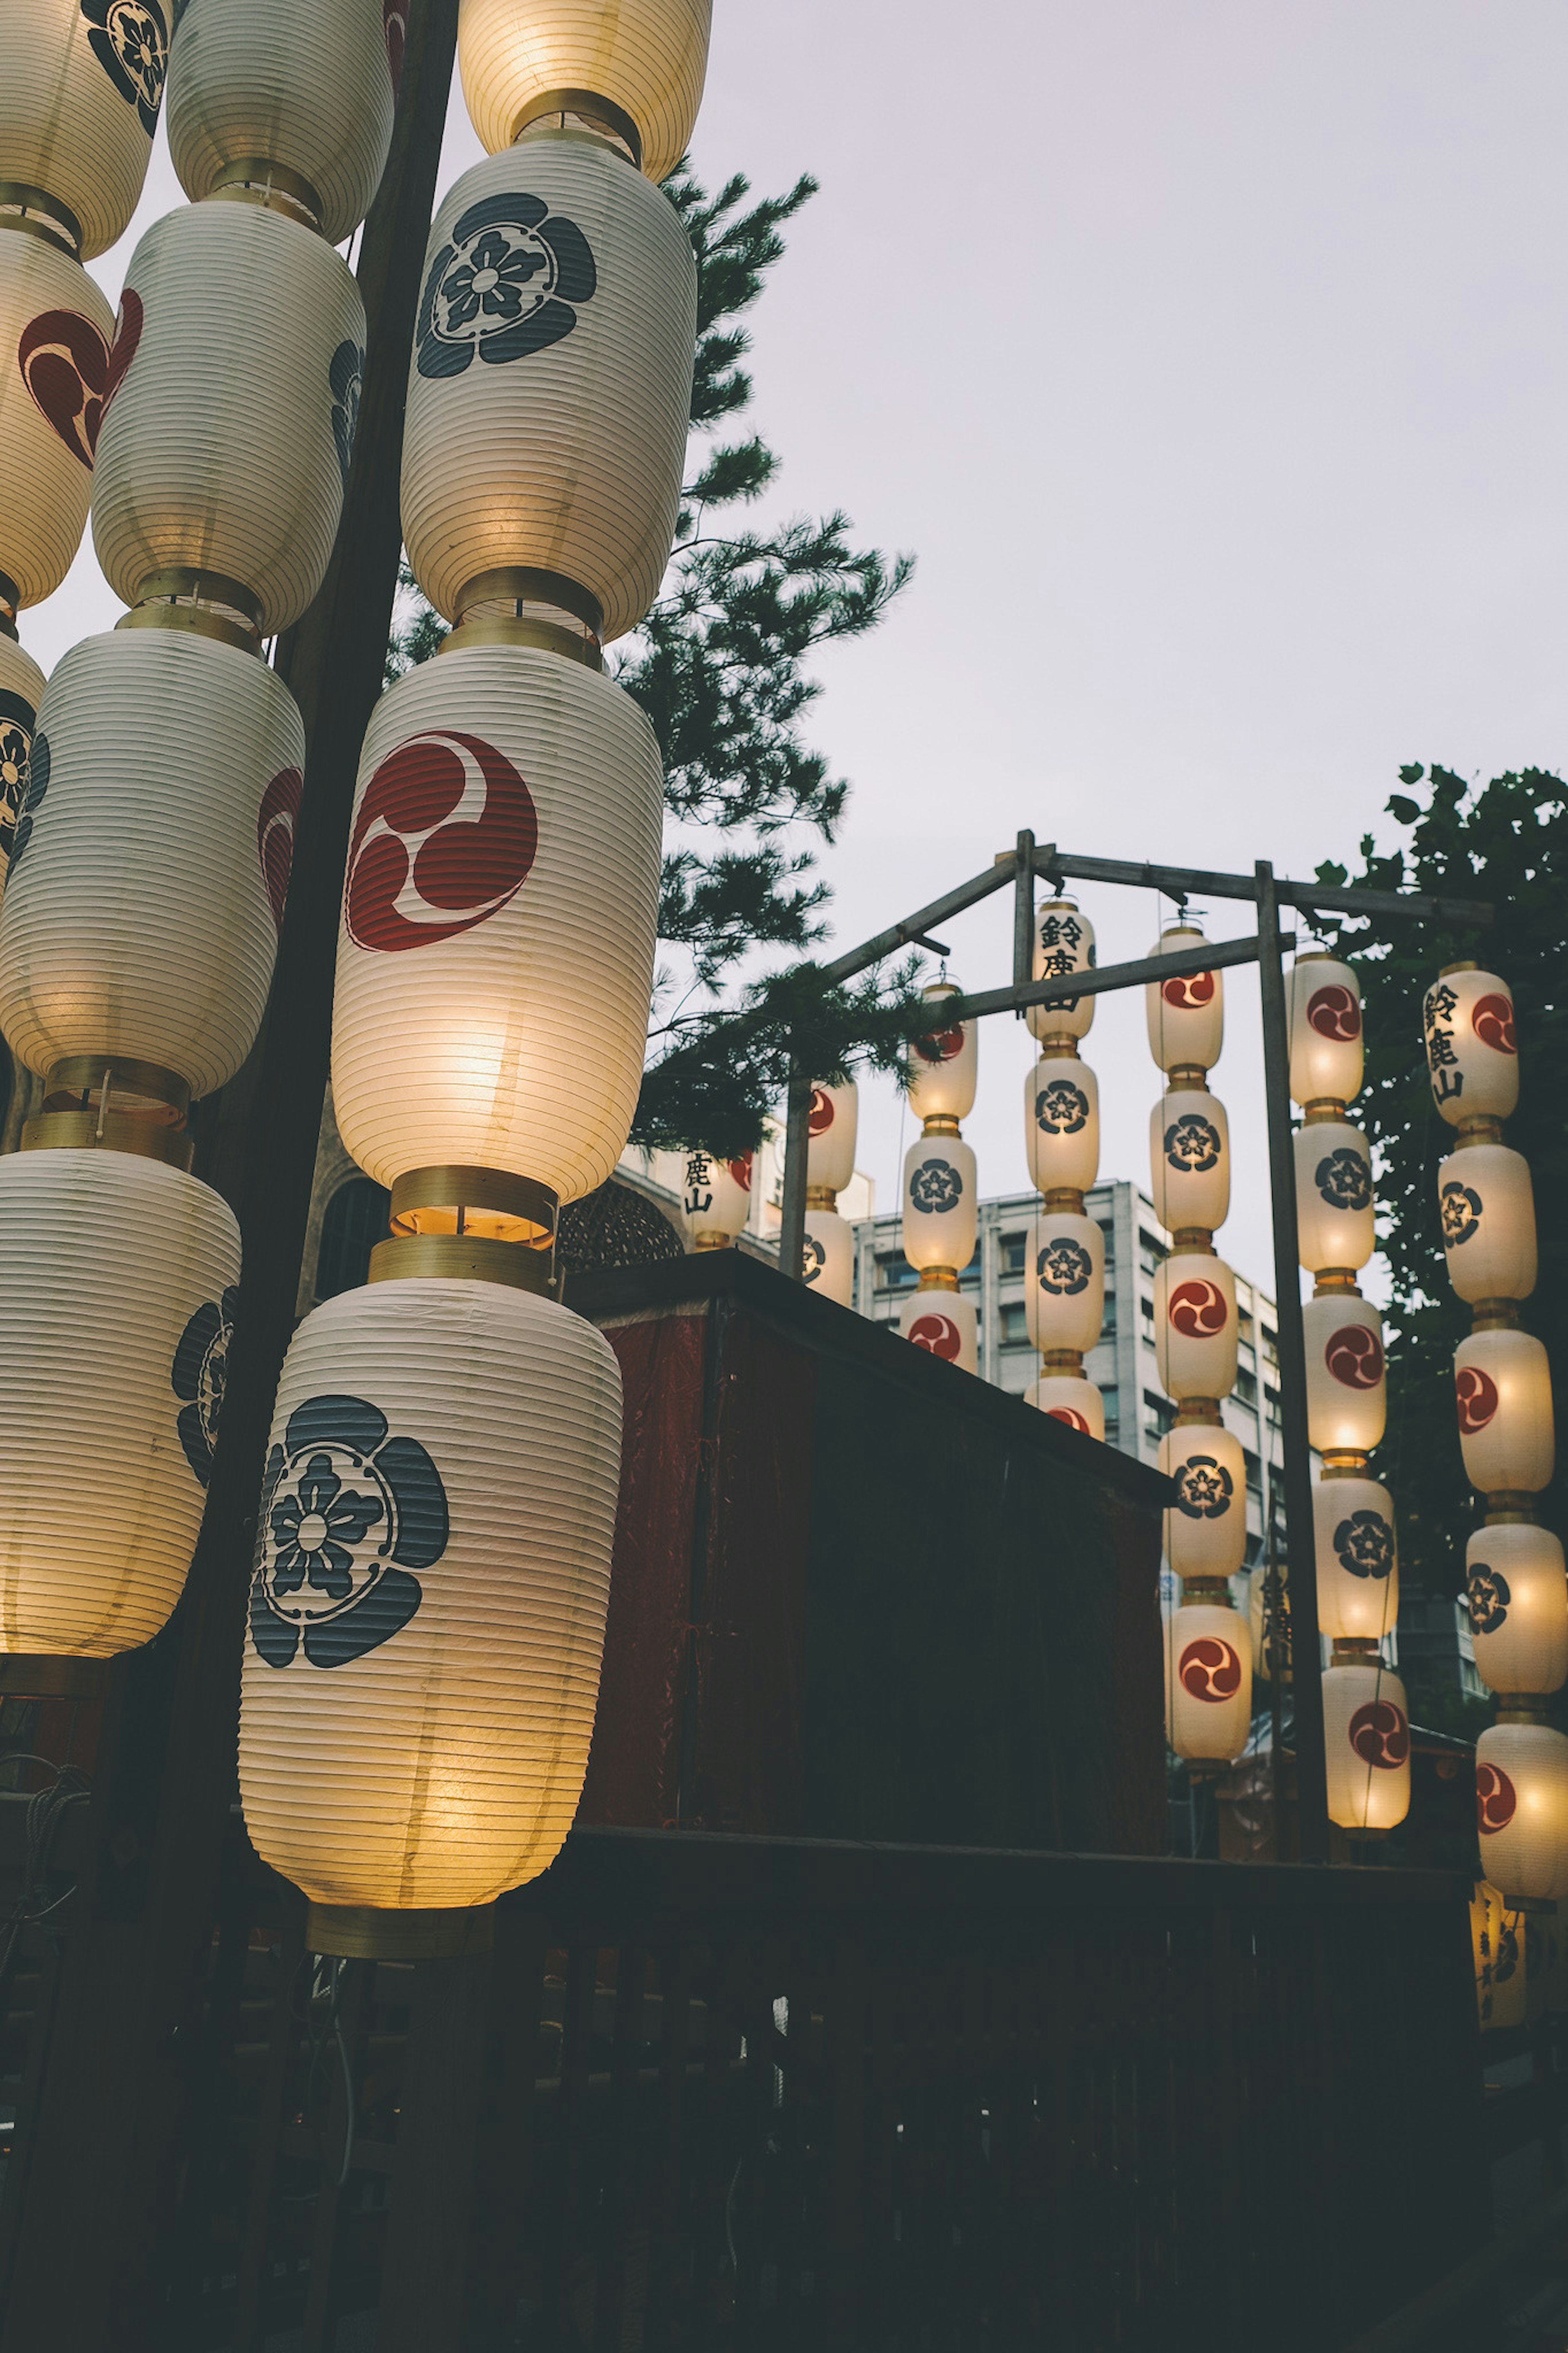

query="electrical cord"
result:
[0,1758,91,2002]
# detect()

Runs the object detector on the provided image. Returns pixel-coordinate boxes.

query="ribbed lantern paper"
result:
[1314,1474,1398,1645]
[1027,895,1096,1044]
[1026,1211,1104,1357]
[401,136,697,642]
[907,984,977,1123]
[1025,1053,1099,1198]
[0,0,168,259]
[1323,1662,1411,1833]
[1477,1725,1568,1907]
[1454,1328,1554,1497]
[459,0,712,182]
[0,627,305,1095]
[1424,966,1519,1126]
[1467,1524,1568,1696]
[1021,902,1102,1429]
[900,1284,977,1375]
[1439,1144,1537,1304]
[1154,1252,1238,1404]
[0,1146,240,1656]
[903,1133,977,1276]
[1166,1603,1252,1764]
[682,1149,751,1248]
[803,1076,857,1306]
[239,1277,622,1915]
[1160,1423,1248,1584]
[900,983,978,1371]
[0,233,118,612]
[0,636,45,891]
[803,1207,853,1306]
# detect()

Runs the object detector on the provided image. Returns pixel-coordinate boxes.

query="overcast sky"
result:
[28,0,1567,1298]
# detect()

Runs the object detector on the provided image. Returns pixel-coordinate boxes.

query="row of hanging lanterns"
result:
[898,979,980,1369]
[680,1145,753,1248]
[236,0,712,1956]
[1020,896,1105,1430]
[803,1077,858,1303]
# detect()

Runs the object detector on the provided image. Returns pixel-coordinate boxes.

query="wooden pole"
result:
[778,1058,811,1280]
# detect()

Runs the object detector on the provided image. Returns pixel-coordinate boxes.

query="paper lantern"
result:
[1027,895,1096,1043]
[1314,1474,1398,1643]
[1424,967,1519,1128]
[1167,1602,1251,1762]
[802,1204,853,1305]
[1025,1053,1098,1196]
[1466,1522,1568,1696]
[1439,1144,1536,1303]
[91,198,366,636]
[1303,1290,1386,1456]
[401,136,696,643]
[0,626,304,1096]
[331,642,662,1204]
[0,0,167,259]
[907,984,976,1122]
[1472,1879,1527,2030]
[166,0,396,245]
[1294,1119,1374,1274]
[1160,1423,1247,1582]
[1154,1251,1238,1403]
[238,1271,621,1926]
[1025,1373,1105,1440]
[0,634,46,891]
[902,1133,976,1274]
[1025,1210,1105,1355]
[806,1077,857,1194]
[1454,1326,1554,1496]
[1476,1724,1568,1906]
[1146,923,1223,1073]
[0,232,116,610]
[682,1148,751,1247]
[1288,952,1363,1108]
[1323,1663,1410,1831]
[458,0,711,183]
[899,1284,976,1374]
[0,1144,240,1655]
[1149,1086,1229,1236]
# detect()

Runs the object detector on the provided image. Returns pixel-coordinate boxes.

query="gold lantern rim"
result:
[0,183,82,254]
[307,1901,496,1960]
[390,1164,557,1248]
[512,88,644,170]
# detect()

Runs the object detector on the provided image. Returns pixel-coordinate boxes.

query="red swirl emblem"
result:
[1163,970,1216,1009]
[1307,982,1360,1042]
[1178,1635,1242,1703]
[18,288,143,469]
[808,1088,834,1135]
[1349,1699,1408,1769]
[346,730,537,952]
[1477,1760,1517,1833]
[1169,1278,1228,1338]
[915,1024,964,1065]
[1047,1407,1092,1433]
[256,766,303,935]
[1325,1323,1383,1390]
[1455,1363,1500,1434]
[727,1154,753,1193]
[908,1313,961,1360]
[1472,994,1517,1055]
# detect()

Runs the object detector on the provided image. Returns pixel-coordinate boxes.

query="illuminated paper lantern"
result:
[907,983,976,1122]
[1146,923,1223,1073]
[0,626,304,1096]
[1149,1085,1229,1236]
[1154,1251,1238,1403]
[0,1144,240,1655]
[1025,1209,1105,1355]
[1323,1663,1410,1831]
[0,634,46,892]
[458,0,711,183]
[1302,1290,1386,1456]
[0,232,117,611]
[1314,1474,1398,1643]
[1439,1144,1537,1304]
[238,1271,622,1929]
[1424,966,1519,1128]
[401,136,697,643]
[331,642,662,1204]
[0,0,167,259]
[1160,1422,1247,1582]
[902,1133,976,1274]
[1288,952,1363,1108]
[802,1204,853,1305]
[91,198,366,636]
[1476,1724,1568,1906]
[1026,895,1096,1043]
[1294,1119,1374,1274]
[1025,1053,1098,1196]
[900,1283,976,1374]
[1466,1522,1568,1696]
[1025,1372,1105,1440]
[1454,1326,1554,1497]
[682,1148,751,1247]
[1167,1602,1251,1762]
[806,1077,857,1195]
[166,0,397,245]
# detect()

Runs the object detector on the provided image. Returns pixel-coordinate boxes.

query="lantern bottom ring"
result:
[512,89,644,171]
[0,1653,111,1698]
[20,1110,194,1168]
[0,182,81,254]
[307,1902,497,1961]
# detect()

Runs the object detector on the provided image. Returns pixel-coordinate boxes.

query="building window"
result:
[1000,1231,1027,1275]
[1236,1367,1258,1406]
[1140,1294,1155,1324]
[1100,1299,1118,1338]
[316,1176,392,1300]
[999,1301,1031,1347]
[1139,1229,1169,1276]
[1143,1389,1176,1439]
[1243,1448,1263,1497]
[877,1252,918,1289]
[1261,1323,1278,1361]
[1238,1307,1255,1343]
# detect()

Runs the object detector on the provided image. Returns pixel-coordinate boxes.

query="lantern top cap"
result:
[1437,960,1485,978]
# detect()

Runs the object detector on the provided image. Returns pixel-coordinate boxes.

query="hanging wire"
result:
[0,1758,91,2001]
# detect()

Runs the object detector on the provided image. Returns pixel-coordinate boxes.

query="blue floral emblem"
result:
[1316,1148,1372,1212]
[1440,1180,1482,1247]
[416,192,596,380]
[1037,1237,1091,1295]
[1035,1079,1089,1135]
[329,339,364,492]
[0,690,35,864]
[81,0,168,135]
[249,1394,447,1669]
[172,1285,238,1488]
[1175,1454,1233,1519]
[1164,1114,1221,1174]
[1334,1509,1394,1580]
[910,1158,962,1215]
[1467,1564,1510,1635]
[7,729,48,877]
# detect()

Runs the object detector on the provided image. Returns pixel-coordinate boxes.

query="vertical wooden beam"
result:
[1011,830,1035,991]
[777,1058,811,1281]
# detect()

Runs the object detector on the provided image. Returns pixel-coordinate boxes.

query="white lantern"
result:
[1146,923,1223,1073]
[902,1133,977,1274]
[802,1204,853,1305]
[1323,1663,1410,1831]
[1439,1144,1537,1303]
[331,643,662,1204]
[1025,1210,1105,1356]
[0,627,304,1097]
[1294,1119,1375,1274]
[0,1144,240,1656]
[238,1272,621,1923]
[458,0,711,184]
[899,1284,977,1374]
[1467,1523,1568,1696]
[91,199,366,636]
[1314,1474,1398,1643]
[1024,1373,1105,1440]
[1167,1602,1251,1762]
[1149,1086,1229,1236]
[806,1077,857,1195]
[1424,967,1519,1128]
[1026,896,1096,1042]
[166,0,396,245]
[1159,1422,1247,1583]
[1154,1251,1238,1403]
[1025,1054,1098,1196]
[0,0,167,259]
[1303,1291,1386,1455]
[1454,1327,1555,1496]
[679,1148,750,1246]
[0,233,116,611]
[907,984,977,1122]
[1288,952,1363,1108]
[0,634,46,889]
[1476,1724,1568,1906]
[401,137,696,643]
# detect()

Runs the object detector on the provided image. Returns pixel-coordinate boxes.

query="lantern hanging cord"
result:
[0,1758,90,2002]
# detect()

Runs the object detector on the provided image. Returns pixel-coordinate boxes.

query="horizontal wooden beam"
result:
[937,932,1274,1027]
[1036,847,1494,930]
